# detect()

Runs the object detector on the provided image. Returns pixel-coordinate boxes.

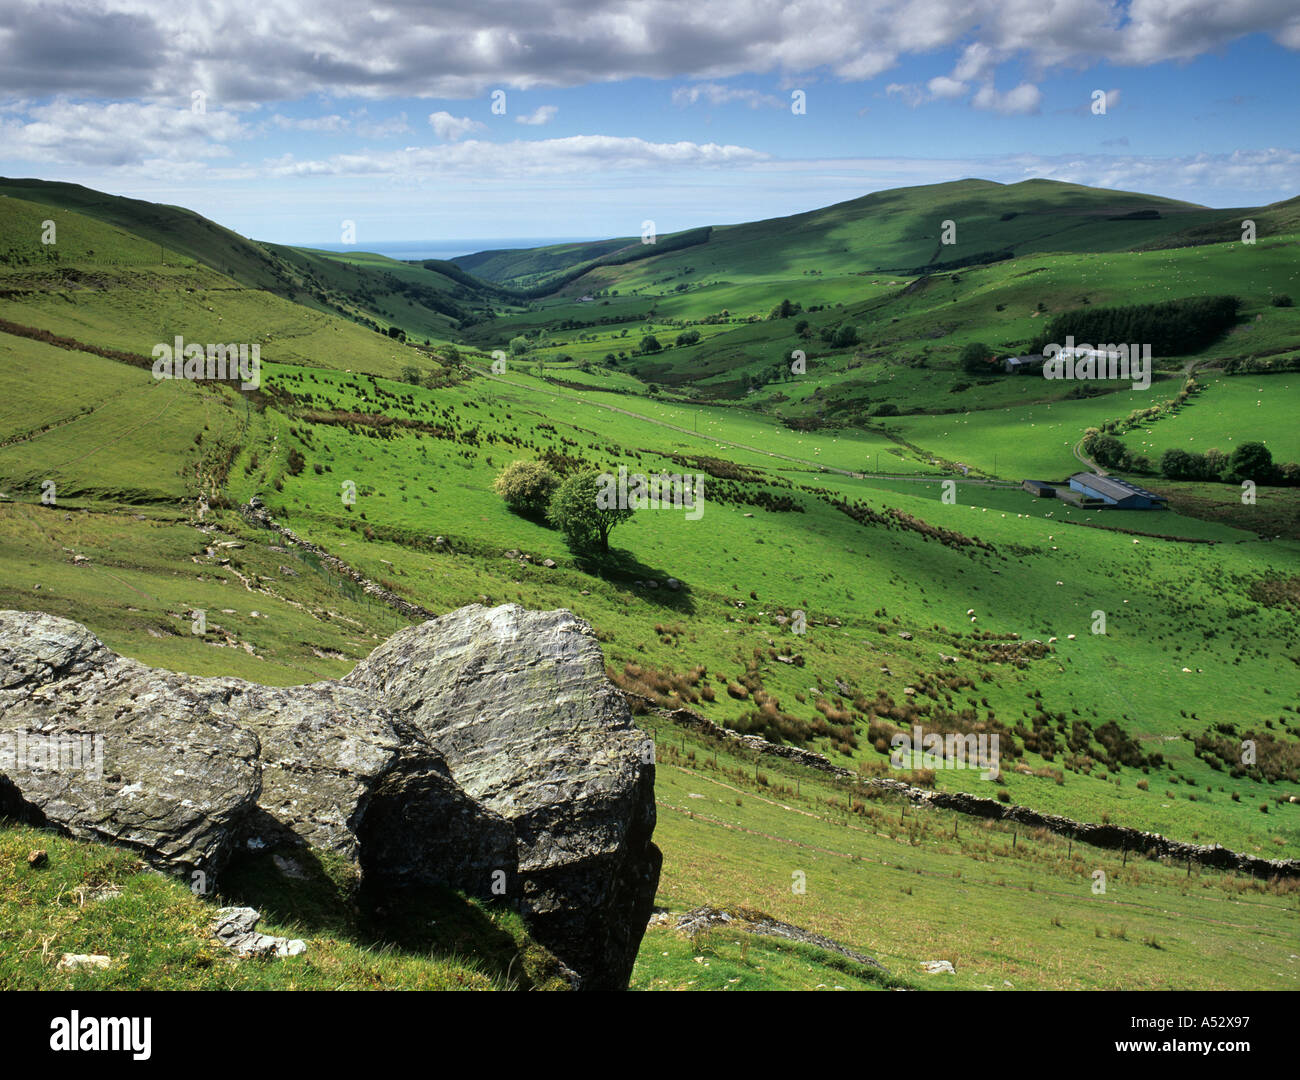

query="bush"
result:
[493,460,560,518]
[1270,294,1293,307]
[830,325,858,349]
[1160,447,1207,481]
[1230,441,1274,483]
[959,342,993,374]
[639,335,662,354]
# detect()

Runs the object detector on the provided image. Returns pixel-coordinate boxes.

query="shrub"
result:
[1230,441,1275,483]
[493,460,560,518]
[959,341,993,374]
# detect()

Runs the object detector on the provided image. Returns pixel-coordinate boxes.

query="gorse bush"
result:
[493,459,560,518]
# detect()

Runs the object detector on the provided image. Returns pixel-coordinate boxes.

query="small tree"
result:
[960,342,993,374]
[1230,441,1274,482]
[1203,447,1229,479]
[640,335,662,354]
[509,335,529,357]
[547,469,633,552]
[1160,448,1198,480]
[830,325,858,348]
[493,460,559,519]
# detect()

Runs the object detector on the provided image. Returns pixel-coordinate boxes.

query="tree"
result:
[1160,448,1199,480]
[640,335,662,354]
[493,460,559,519]
[675,329,701,347]
[1083,433,1131,470]
[1230,441,1274,482]
[509,335,529,357]
[547,469,633,552]
[1203,447,1229,479]
[830,325,858,348]
[960,342,994,374]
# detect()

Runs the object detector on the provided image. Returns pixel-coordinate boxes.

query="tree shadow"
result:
[572,547,696,613]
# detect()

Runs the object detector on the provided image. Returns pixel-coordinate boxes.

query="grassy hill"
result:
[455,178,1236,292]
[0,177,504,346]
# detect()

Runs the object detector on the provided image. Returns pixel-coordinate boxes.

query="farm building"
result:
[1067,472,1167,509]
[1021,479,1057,497]
[1004,354,1046,374]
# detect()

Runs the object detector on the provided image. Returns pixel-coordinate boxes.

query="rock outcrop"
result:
[344,604,662,991]
[0,605,660,989]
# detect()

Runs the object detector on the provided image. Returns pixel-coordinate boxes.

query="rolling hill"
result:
[0,176,1297,992]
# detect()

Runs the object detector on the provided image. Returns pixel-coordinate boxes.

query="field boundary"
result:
[640,695,1300,881]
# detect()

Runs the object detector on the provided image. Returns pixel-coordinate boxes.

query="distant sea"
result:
[298,238,600,262]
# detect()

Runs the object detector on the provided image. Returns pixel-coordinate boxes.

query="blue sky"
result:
[1,1,1297,247]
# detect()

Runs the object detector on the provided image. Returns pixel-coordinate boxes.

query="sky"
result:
[1,0,1298,248]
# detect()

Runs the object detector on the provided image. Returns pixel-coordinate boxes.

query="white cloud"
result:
[0,98,246,167]
[927,76,968,100]
[271,110,410,137]
[953,42,998,83]
[516,105,558,125]
[264,135,769,179]
[428,111,484,141]
[972,82,1042,115]
[672,82,784,109]
[272,113,348,133]
[885,82,926,108]
[1,0,1295,104]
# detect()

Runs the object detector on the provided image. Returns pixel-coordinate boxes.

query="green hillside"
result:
[0,177,503,346]
[0,178,1296,992]
[456,178,1235,293]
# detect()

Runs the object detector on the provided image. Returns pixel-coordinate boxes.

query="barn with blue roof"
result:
[1067,472,1167,509]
